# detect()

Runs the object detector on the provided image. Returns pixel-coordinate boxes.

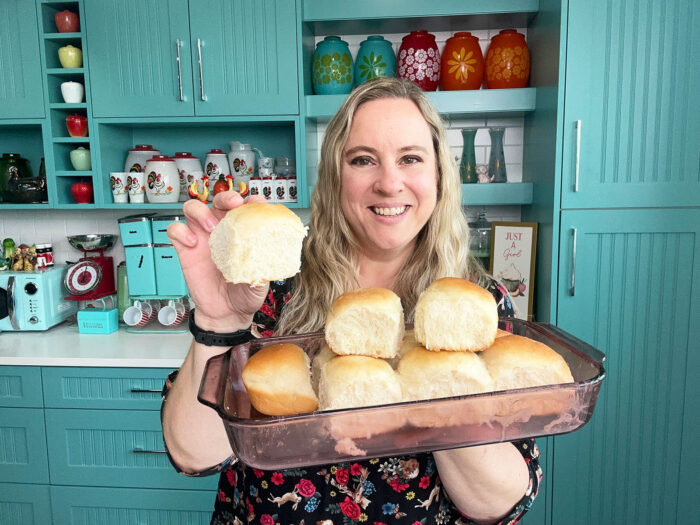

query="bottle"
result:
[44,243,54,266]
[468,208,492,270]
[36,245,47,269]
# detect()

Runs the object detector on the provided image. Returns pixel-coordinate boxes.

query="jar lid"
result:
[229,142,250,151]
[152,214,185,222]
[208,149,225,154]
[275,157,295,167]
[130,145,158,152]
[148,155,173,162]
[173,152,198,159]
[118,212,157,223]
[36,244,46,249]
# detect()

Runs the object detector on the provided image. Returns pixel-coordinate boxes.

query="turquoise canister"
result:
[354,35,396,86]
[312,36,353,95]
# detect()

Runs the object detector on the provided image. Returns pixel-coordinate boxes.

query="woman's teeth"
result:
[372,206,407,216]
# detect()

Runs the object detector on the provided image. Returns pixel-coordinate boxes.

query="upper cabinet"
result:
[0,0,45,118]
[560,0,700,209]
[84,0,298,118]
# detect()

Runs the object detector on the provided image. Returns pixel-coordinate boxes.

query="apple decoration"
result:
[55,10,80,33]
[66,114,88,137]
[70,180,93,204]
[58,45,83,68]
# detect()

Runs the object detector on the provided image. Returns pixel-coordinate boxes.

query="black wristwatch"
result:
[188,309,255,347]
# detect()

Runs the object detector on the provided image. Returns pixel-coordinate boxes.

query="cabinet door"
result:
[84,0,194,117]
[190,0,299,115]
[553,209,700,523]
[0,483,51,525]
[0,408,49,484]
[561,0,700,208]
[0,0,44,118]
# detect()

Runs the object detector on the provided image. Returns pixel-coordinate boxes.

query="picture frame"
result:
[489,221,538,321]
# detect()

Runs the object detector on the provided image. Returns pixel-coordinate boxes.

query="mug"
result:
[258,156,274,170]
[110,172,128,203]
[123,300,153,327]
[157,299,189,326]
[60,81,84,103]
[127,171,145,203]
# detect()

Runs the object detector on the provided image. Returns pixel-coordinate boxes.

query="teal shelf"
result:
[54,203,96,209]
[0,203,51,210]
[49,103,87,109]
[461,182,533,205]
[305,88,537,119]
[101,201,305,210]
[43,32,82,39]
[46,67,85,75]
[55,170,92,176]
[53,137,90,143]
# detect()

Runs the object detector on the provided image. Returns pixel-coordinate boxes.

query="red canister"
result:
[440,32,484,91]
[485,30,530,89]
[397,30,440,91]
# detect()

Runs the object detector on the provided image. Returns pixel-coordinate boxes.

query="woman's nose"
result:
[373,163,403,194]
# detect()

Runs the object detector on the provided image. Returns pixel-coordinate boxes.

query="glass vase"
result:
[488,127,507,183]
[460,128,478,183]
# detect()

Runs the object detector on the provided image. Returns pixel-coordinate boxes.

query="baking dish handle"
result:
[197,349,230,412]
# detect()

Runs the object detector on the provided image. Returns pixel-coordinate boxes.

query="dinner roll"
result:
[414,277,498,351]
[479,335,574,390]
[209,202,307,286]
[324,288,404,359]
[496,328,511,338]
[318,355,402,410]
[387,330,417,369]
[242,343,318,416]
[397,346,495,401]
[311,343,336,391]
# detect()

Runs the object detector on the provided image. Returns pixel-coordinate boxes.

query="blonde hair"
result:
[276,77,486,335]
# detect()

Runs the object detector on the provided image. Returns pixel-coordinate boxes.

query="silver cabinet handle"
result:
[197,38,206,101]
[176,39,183,101]
[570,228,578,296]
[574,120,581,192]
[132,448,167,454]
[130,388,161,394]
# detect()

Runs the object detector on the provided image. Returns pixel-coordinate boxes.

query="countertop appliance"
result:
[0,265,78,331]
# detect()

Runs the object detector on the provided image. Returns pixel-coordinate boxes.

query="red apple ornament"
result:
[70,181,93,203]
[55,10,80,33]
[66,114,88,137]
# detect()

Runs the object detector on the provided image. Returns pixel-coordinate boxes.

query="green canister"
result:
[354,35,396,86]
[116,261,130,324]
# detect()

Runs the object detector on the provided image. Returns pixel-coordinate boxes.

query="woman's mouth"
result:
[371,205,408,216]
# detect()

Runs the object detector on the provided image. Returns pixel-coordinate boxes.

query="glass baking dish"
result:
[198,319,606,470]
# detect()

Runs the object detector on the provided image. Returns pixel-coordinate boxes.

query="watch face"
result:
[65,259,102,295]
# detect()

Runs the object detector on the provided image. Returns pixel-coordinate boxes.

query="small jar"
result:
[273,175,287,203]
[44,244,54,266]
[261,176,273,201]
[286,173,297,203]
[249,174,262,197]
[36,244,47,269]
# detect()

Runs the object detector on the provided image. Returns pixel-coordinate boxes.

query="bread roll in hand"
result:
[242,343,319,416]
[208,202,307,286]
[414,277,498,352]
[324,288,404,359]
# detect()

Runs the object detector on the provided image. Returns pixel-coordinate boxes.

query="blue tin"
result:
[312,36,353,95]
[354,35,396,86]
[77,308,119,334]
[118,213,156,246]
[154,244,188,296]
[150,214,186,245]
[124,244,157,296]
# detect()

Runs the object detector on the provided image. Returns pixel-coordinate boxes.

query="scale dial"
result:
[65,260,103,295]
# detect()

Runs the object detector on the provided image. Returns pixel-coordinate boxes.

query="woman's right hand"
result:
[167,191,269,333]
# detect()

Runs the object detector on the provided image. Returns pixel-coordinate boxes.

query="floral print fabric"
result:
[163,278,540,524]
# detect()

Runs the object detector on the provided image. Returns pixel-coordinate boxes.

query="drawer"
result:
[42,367,172,409]
[0,366,43,408]
[51,485,213,525]
[124,244,157,296]
[0,483,52,524]
[0,408,49,484]
[45,408,218,491]
[154,244,188,296]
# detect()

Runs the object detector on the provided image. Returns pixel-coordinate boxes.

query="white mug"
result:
[110,172,129,203]
[157,299,189,326]
[127,172,145,203]
[60,81,84,103]
[123,300,153,327]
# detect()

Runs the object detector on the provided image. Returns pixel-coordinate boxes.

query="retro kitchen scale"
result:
[64,234,117,301]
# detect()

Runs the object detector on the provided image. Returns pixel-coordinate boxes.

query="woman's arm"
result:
[434,442,530,524]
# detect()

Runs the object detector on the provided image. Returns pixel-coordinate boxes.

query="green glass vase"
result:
[460,128,478,183]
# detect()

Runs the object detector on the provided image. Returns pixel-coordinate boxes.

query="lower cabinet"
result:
[0,407,49,484]
[0,483,52,525]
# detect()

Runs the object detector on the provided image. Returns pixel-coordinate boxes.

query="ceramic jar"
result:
[204,149,230,201]
[60,81,84,103]
[228,142,256,184]
[397,30,440,91]
[312,36,353,95]
[354,35,396,86]
[145,156,179,203]
[124,145,160,173]
[440,32,484,91]
[485,30,530,89]
[58,45,82,68]
[54,9,79,33]
[69,147,91,171]
[173,152,202,202]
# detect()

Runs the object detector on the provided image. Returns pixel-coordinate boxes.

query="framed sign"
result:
[489,222,538,320]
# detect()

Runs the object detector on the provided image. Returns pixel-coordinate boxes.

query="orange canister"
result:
[485,29,530,89]
[440,32,484,91]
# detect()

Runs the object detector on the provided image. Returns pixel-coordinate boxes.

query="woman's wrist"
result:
[191,310,252,333]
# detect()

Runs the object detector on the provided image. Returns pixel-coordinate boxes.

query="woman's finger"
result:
[182,199,219,233]
[166,221,197,247]
[243,194,267,205]
[211,191,245,219]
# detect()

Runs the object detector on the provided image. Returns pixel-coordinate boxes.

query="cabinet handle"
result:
[132,448,168,454]
[176,39,183,102]
[197,38,206,101]
[130,388,161,394]
[574,120,581,192]
[570,228,577,296]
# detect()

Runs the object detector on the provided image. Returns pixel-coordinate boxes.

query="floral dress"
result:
[163,279,541,525]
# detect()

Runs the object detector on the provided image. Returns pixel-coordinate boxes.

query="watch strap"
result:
[188,309,254,347]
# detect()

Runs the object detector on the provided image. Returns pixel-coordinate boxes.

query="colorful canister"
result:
[312,36,353,95]
[397,30,440,91]
[173,152,202,202]
[440,32,484,91]
[144,155,179,204]
[354,35,396,86]
[485,30,530,89]
[228,142,256,184]
[204,149,230,201]
[124,145,160,173]
[261,175,273,201]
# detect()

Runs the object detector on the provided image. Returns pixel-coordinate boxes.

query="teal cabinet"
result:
[190,0,298,115]
[0,0,44,118]
[0,366,43,408]
[0,483,52,524]
[0,407,49,484]
[553,209,700,523]
[84,0,194,117]
[560,0,700,209]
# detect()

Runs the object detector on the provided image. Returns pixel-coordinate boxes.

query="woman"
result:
[163,77,540,524]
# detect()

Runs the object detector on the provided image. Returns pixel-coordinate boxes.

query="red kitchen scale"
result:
[64,234,117,301]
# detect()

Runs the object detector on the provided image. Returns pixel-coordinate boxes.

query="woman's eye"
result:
[402,155,422,164]
[350,156,373,166]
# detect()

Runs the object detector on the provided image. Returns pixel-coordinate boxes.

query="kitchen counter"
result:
[0,322,192,367]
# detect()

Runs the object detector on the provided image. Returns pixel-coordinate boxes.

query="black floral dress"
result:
[163,279,541,525]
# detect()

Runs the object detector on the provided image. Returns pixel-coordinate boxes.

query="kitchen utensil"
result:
[110,172,129,203]
[199,319,606,470]
[67,234,117,252]
[312,36,353,95]
[69,147,91,171]
[441,32,484,91]
[127,171,145,203]
[64,235,117,301]
[144,155,179,203]
[354,35,395,86]
[398,30,440,91]
[60,81,84,103]
[3,169,48,204]
[124,145,160,173]
[58,44,82,68]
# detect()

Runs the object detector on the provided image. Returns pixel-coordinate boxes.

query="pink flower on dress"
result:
[350,463,363,476]
[260,515,274,525]
[296,478,316,497]
[271,472,285,485]
[335,468,349,486]
[226,469,236,486]
[218,489,227,501]
[253,468,265,478]
[419,476,431,489]
[340,497,361,519]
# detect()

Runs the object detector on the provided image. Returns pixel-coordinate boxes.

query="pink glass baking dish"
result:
[198,319,606,470]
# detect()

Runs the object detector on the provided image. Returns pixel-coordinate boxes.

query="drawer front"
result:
[0,483,52,525]
[51,485,213,525]
[0,408,49,484]
[42,367,171,409]
[45,409,218,491]
[124,245,157,296]
[119,220,153,246]
[0,366,43,408]
[154,245,188,296]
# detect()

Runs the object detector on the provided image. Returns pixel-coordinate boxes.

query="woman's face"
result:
[340,97,438,260]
